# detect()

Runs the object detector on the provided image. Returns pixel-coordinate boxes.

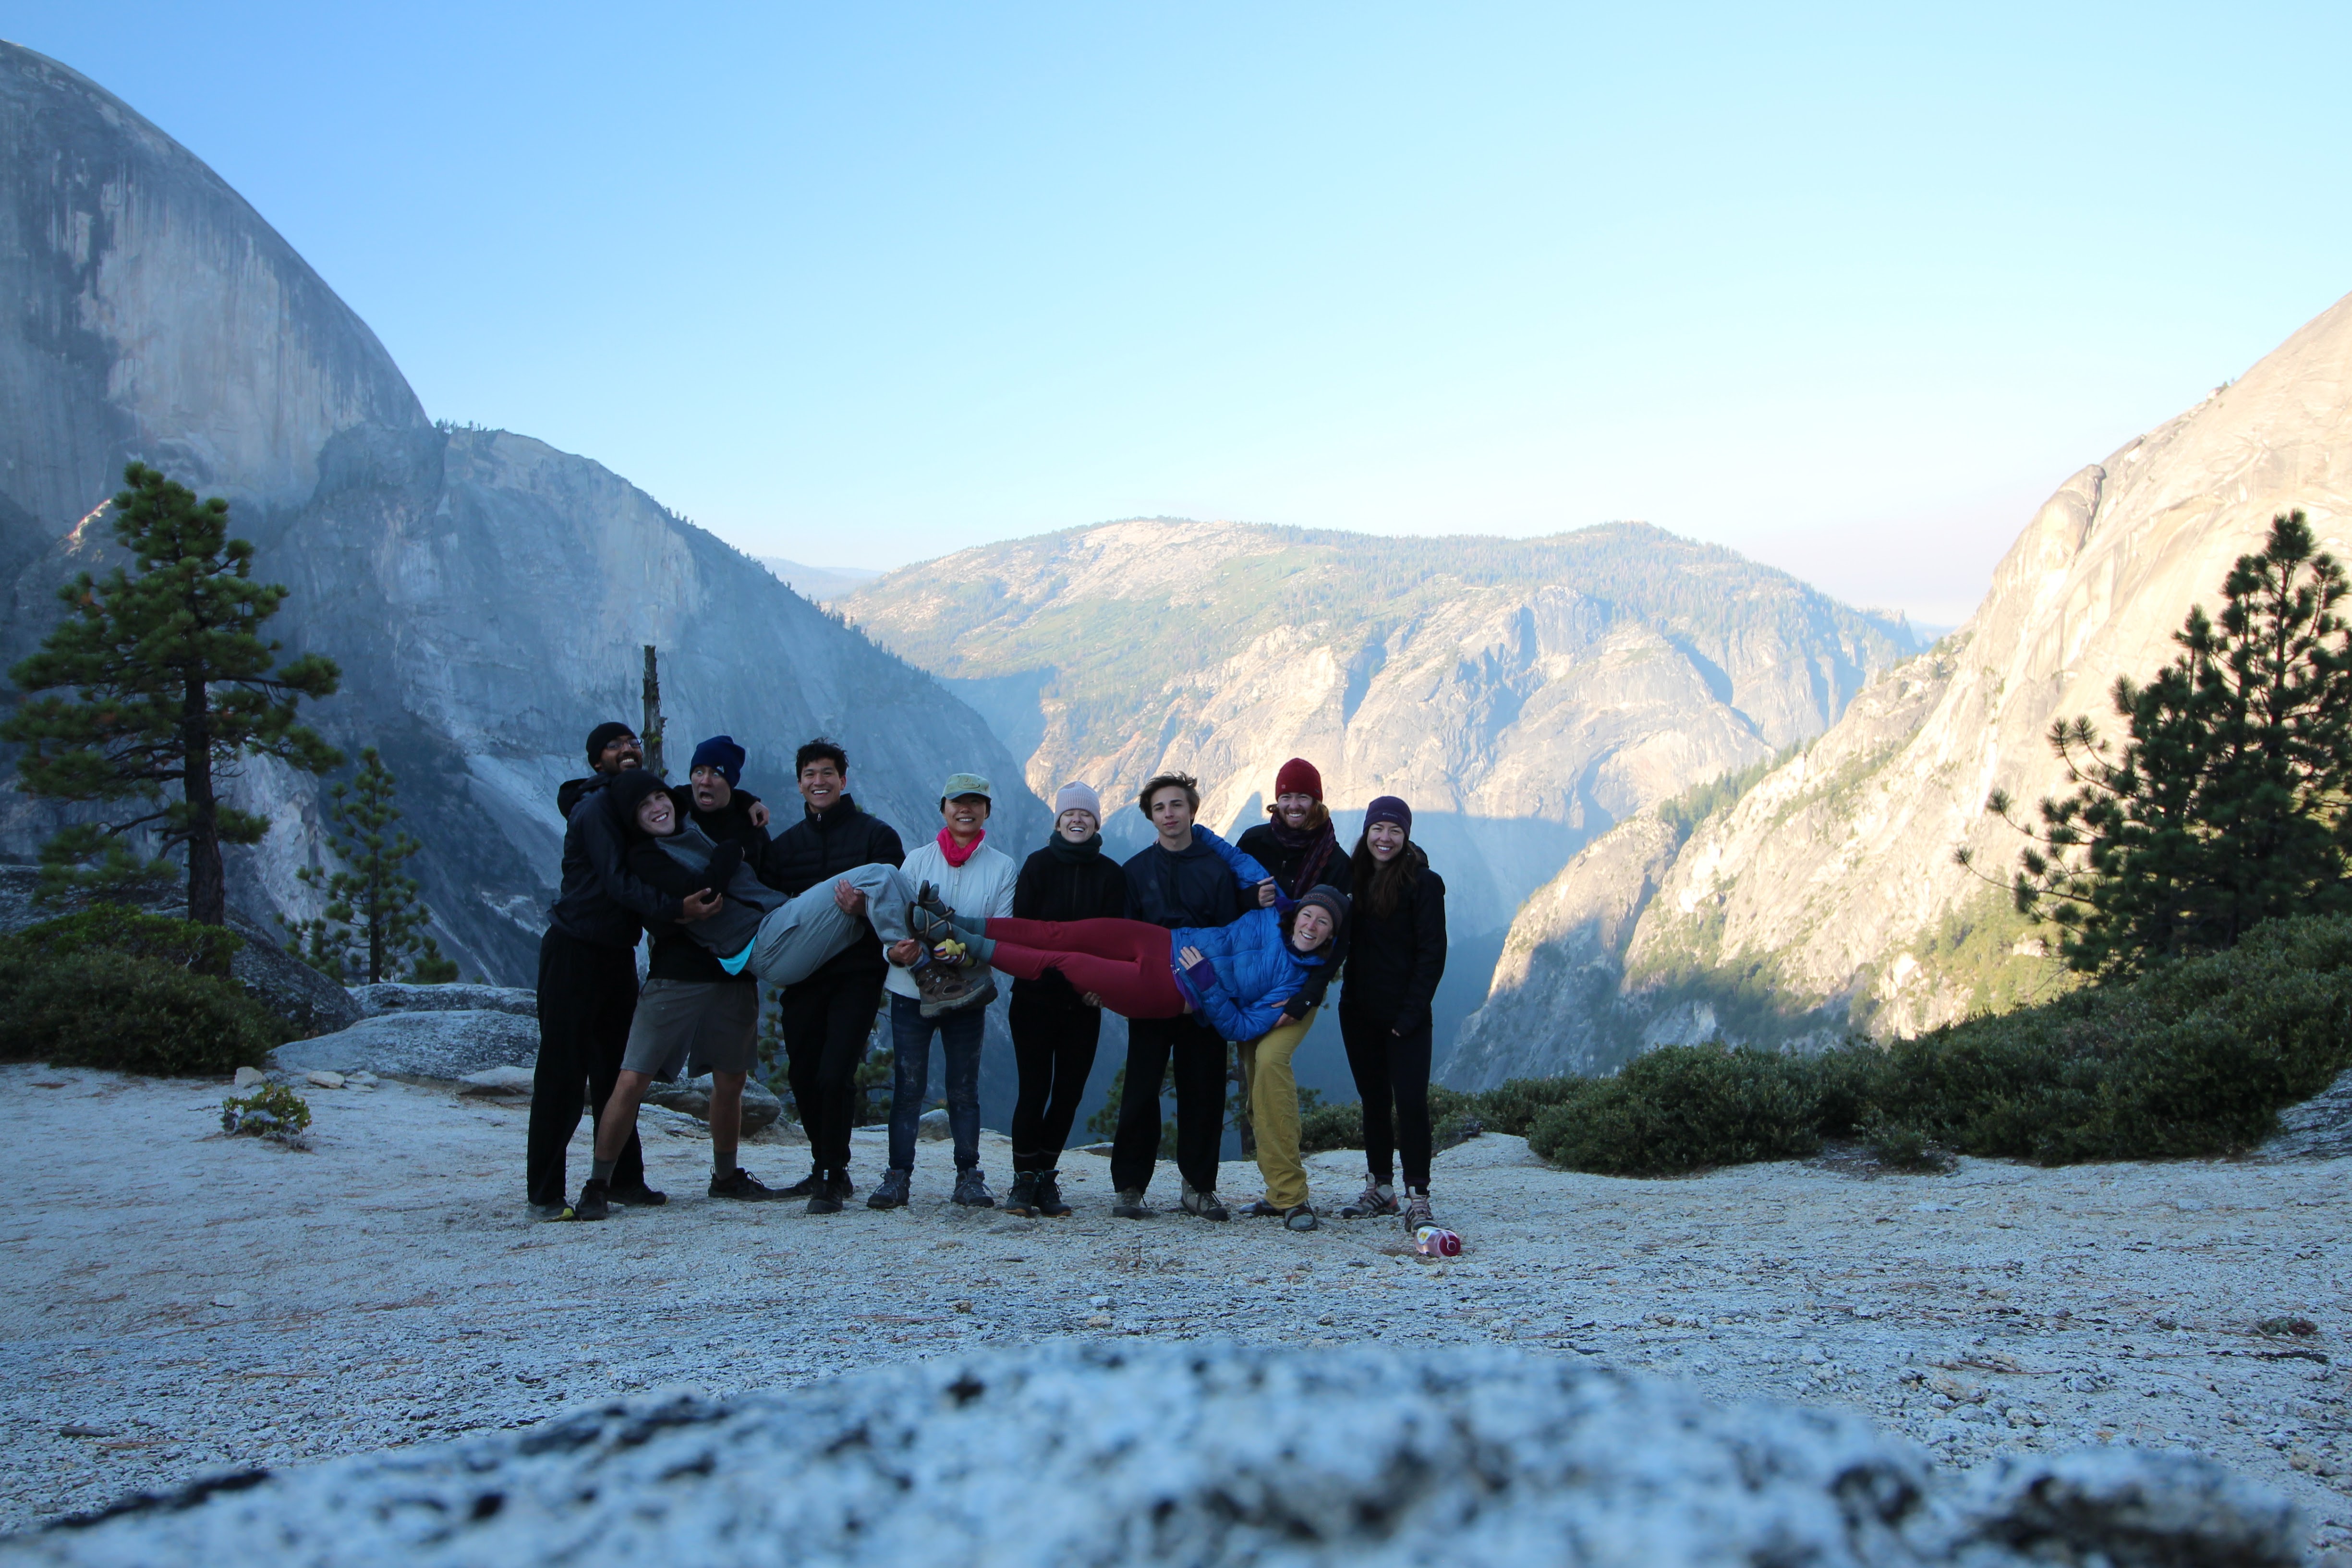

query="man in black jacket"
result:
[1111,771,1261,1222]
[764,738,905,1214]
[529,721,718,1215]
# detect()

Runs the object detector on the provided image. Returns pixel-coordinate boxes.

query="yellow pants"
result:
[1239,1007,1315,1210]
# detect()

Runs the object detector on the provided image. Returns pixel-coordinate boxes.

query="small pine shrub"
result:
[0,914,283,1076]
[1525,1045,1838,1175]
[1298,1097,1363,1154]
[221,1082,312,1145]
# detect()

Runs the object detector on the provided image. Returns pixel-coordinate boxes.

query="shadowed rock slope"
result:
[1451,288,2352,1087]
[0,42,1039,983]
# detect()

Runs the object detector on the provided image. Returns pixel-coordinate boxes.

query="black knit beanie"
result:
[605,766,672,835]
[585,721,636,769]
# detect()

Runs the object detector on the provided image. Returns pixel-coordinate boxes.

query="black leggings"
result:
[1340,1010,1433,1191]
[1007,992,1102,1172]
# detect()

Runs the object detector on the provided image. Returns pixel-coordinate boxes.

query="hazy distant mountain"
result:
[846,520,1921,1057]
[758,557,883,602]
[1447,287,2352,1088]
[0,42,1041,985]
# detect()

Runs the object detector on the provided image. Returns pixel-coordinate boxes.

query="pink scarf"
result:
[937,826,985,868]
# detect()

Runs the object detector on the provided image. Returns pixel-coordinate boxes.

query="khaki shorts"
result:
[621,979,761,1078]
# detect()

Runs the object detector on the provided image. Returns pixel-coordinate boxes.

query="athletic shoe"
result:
[1243,1199,1285,1218]
[1179,1183,1231,1222]
[606,1182,667,1207]
[710,1167,781,1202]
[1112,1188,1152,1219]
[1284,1204,1320,1232]
[529,1202,567,1220]
[777,1168,824,1200]
[1035,1170,1073,1218]
[1339,1180,1399,1219]
[1402,1191,1435,1229]
[827,1170,856,1203]
[562,1178,610,1222]
[1002,1171,1041,1217]
[867,1167,911,1209]
[952,1167,996,1208]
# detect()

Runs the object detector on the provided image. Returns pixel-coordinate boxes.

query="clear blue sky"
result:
[9,3,2349,623]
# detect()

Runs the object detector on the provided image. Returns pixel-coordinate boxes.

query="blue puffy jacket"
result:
[1167,829,1332,1039]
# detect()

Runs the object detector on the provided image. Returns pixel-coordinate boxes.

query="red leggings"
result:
[984,918,1186,1020]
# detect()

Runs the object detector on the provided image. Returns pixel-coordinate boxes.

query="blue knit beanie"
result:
[689,734,745,787]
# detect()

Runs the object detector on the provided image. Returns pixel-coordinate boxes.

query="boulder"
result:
[349,982,537,1020]
[917,1106,951,1141]
[457,1065,536,1097]
[2257,1067,2352,1161]
[644,1074,782,1135]
[3,1344,2295,1568]
[270,1010,536,1082]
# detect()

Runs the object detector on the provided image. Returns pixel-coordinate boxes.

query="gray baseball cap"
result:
[940,771,994,801]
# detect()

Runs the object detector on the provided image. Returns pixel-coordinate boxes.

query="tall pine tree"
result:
[1966,511,2352,974]
[282,748,459,984]
[4,464,341,927]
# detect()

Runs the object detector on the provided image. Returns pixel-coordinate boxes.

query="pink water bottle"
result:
[1414,1224,1462,1257]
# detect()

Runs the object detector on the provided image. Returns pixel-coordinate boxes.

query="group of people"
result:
[526,725,1448,1233]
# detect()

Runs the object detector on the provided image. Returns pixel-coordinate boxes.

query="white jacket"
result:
[884,834,1019,1001]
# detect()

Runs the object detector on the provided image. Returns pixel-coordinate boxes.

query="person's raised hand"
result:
[747,800,770,829]
[886,937,924,966]
[1256,878,1278,908]
[680,888,722,923]
[833,877,869,916]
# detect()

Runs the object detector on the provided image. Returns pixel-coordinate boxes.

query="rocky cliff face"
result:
[848,521,1918,952]
[0,42,1040,984]
[1448,289,2352,1086]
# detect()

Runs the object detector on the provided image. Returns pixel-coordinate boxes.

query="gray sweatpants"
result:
[747,863,919,988]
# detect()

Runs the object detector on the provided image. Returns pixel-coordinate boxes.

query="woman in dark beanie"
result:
[1336,796,1448,1229]
[1001,783,1127,1218]
[1234,757,1350,1230]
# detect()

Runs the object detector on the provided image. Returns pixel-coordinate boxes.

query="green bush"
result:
[1519,913,2352,1175]
[221,1082,312,1143]
[1298,1097,1363,1154]
[0,912,282,1075]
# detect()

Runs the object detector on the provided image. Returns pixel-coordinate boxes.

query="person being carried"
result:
[1232,756,1353,1231]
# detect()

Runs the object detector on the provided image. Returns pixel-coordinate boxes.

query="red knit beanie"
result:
[1274,757,1323,801]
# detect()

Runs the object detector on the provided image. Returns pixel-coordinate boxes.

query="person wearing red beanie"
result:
[1232,757,1350,1231]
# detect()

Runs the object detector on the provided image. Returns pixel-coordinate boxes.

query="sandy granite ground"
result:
[0,1062,2345,1555]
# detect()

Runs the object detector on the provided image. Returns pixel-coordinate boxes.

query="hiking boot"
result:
[1034,1170,1073,1218]
[1112,1188,1152,1219]
[911,881,962,944]
[806,1170,847,1215]
[1002,1171,1041,1217]
[606,1181,667,1207]
[909,952,982,1014]
[1402,1191,1435,1229]
[953,1167,996,1208]
[1180,1183,1231,1222]
[563,1178,610,1222]
[1339,1180,1398,1219]
[867,1167,911,1209]
[1284,1204,1320,1232]
[710,1167,781,1202]
[777,1168,824,1200]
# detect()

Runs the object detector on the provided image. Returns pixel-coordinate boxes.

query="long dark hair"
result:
[1349,828,1421,918]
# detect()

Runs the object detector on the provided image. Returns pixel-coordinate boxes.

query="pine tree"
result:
[281,748,458,984]
[1964,511,2352,974]
[4,464,341,929]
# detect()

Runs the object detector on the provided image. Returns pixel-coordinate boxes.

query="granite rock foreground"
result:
[2,1344,2295,1568]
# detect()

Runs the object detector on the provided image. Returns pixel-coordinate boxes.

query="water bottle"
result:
[1414,1224,1462,1257]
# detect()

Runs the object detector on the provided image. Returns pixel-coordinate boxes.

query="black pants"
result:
[776,967,882,1176]
[1008,992,1102,1172]
[1111,1012,1227,1195]
[1340,1010,1433,1191]
[527,929,645,1206]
